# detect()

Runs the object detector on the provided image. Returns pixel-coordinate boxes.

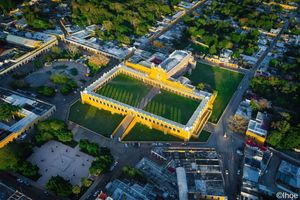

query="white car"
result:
[93,190,100,197]
[236,149,243,156]
[109,161,118,171]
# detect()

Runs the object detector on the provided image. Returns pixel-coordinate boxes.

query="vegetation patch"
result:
[122,166,146,183]
[187,63,243,123]
[78,139,114,176]
[46,175,73,197]
[50,73,78,95]
[144,90,200,124]
[69,101,124,137]
[34,119,73,145]
[123,123,211,142]
[87,54,110,74]
[71,0,172,44]
[36,86,56,97]
[0,143,40,180]
[96,74,151,107]
[0,102,21,122]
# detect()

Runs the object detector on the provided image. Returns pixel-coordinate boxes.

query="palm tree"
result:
[0,103,21,122]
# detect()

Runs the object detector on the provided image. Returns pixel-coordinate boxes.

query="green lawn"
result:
[96,74,151,107]
[190,131,211,142]
[69,101,124,137]
[187,63,244,123]
[123,123,211,142]
[144,90,200,124]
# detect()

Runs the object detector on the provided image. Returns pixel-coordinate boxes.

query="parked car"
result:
[236,149,243,156]
[110,161,118,171]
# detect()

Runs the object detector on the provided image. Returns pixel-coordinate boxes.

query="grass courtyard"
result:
[144,90,200,124]
[187,63,244,123]
[96,74,151,107]
[122,123,211,142]
[69,101,124,137]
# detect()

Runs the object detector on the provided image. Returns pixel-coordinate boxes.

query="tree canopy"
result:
[0,103,21,122]
[71,0,172,44]
[46,176,73,197]
[35,119,73,144]
[268,113,300,150]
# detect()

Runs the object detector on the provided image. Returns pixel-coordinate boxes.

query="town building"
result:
[105,157,177,200]
[135,157,178,198]
[239,144,272,200]
[276,160,300,194]
[63,25,131,60]
[80,50,216,141]
[246,112,269,144]
[235,99,252,120]
[0,31,58,75]
[0,87,56,148]
[151,147,227,200]
[0,182,32,200]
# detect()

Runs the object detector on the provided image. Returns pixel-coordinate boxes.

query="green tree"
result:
[0,143,20,170]
[81,178,92,188]
[51,46,62,55]
[16,161,39,178]
[197,83,205,90]
[35,119,73,144]
[122,166,146,183]
[72,185,81,195]
[89,155,113,176]
[36,86,56,97]
[269,58,280,68]
[10,79,30,90]
[209,45,217,55]
[79,139,99,156]
[50,73,70,85]
[46,176,73,197]
[33,60,42,69]
[0,103,21,122]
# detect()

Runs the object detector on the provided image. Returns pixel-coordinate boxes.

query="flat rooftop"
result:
[0,182,32,200]
[151,147,226,198]
[66,25,130,59]
[160,50,190,72]
[0,87,55,137]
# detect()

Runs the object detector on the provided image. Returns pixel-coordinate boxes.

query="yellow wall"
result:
[81,65,216,141]
[123,61,196,97]
[81,92,194,140]
[0,132,21,148]
[246,130,266,144]
[120,118,137,140]
[199,195,227,200]
[268,2,297,10]
[0,108,55,148]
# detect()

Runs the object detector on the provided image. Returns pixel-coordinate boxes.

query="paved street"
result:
[0,4,296,200]
[0,172,57,200]
[202,12,295,199]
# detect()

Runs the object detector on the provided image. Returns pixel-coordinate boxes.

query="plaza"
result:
[27,140,95,186]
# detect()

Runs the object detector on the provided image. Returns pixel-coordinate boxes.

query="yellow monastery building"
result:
[81,50,216,141]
